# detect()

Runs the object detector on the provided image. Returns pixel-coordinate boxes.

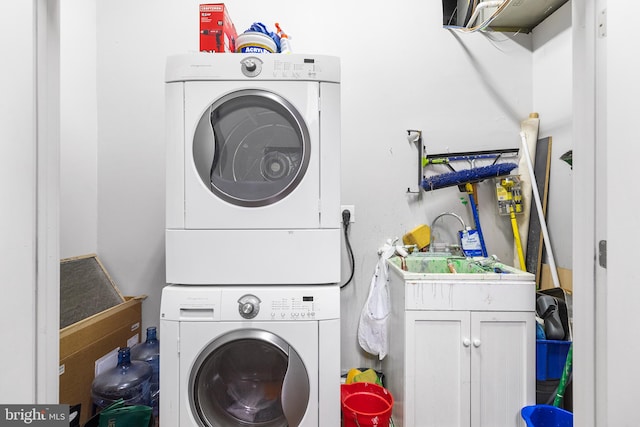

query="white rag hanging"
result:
[358,243,396,360]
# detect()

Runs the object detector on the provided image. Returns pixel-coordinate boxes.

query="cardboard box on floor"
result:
[59,254,146,426]
[540,263,572,292]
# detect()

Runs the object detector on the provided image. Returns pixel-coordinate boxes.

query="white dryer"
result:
[165,54,341,285]
[160,284,340,427]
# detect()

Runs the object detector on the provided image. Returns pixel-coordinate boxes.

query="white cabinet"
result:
[383,260,536,427]
[403,310,534,427]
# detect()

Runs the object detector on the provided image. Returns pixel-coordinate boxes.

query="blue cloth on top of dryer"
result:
[245,22,281,51]
[358,242,396,360]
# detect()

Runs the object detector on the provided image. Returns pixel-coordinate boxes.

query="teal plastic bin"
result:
[521,404,573,427]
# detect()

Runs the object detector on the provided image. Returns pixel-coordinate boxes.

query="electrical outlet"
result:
[341,205,355,223]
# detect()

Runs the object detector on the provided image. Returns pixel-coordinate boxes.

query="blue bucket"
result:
[521,405,573,427]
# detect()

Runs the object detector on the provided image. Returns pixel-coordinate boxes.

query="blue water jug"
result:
[91,346,152,412]
[131,327,160,418]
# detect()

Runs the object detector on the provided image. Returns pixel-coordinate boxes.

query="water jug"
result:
[91,346,152,413]
[131,326,160,418]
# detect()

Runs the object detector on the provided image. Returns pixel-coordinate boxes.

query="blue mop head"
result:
[422,163,518,191]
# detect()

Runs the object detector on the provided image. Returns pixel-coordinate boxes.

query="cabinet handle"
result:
[462,338,471,347]
[473,339,481,347]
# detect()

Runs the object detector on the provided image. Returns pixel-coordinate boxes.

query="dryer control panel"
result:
[165,53,340,83]
[271,58,322,79]
[240,56,324,79]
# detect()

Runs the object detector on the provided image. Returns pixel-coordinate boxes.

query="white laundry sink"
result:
[388,254,529,278]
[386,254,535,311]
[383,254,536,427]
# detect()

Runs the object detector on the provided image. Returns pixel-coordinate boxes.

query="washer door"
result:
[193,89,311,207]
[189,329,310,427]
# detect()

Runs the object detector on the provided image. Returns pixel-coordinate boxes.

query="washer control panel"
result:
[162,286,339,322]
[268,295,318,320]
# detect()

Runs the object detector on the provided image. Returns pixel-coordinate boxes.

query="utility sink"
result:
[386,254,535,311]
[387,254,529,278]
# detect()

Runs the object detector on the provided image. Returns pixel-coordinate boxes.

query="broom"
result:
[422,162,518,191]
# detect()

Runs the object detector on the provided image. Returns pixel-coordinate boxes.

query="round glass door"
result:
[189,330,309,427]
[192,89,311,207]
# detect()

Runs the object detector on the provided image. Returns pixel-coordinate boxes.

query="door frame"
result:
[36,0,61,403]
[572,1,598,425]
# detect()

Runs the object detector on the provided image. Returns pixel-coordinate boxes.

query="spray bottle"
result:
[275,22,292,54]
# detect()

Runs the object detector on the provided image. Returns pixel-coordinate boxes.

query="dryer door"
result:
[189,329,310,427]
[183,81,325,230]
[193,89,311,208]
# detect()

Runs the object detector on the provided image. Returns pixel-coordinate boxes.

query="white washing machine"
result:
[159,284,340,427]
[165,53,341,285]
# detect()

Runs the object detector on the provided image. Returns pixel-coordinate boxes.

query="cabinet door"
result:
[406,311,471,427]
[470,311,535,427]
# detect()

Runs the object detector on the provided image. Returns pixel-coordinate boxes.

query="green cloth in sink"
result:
[389,256,488,274]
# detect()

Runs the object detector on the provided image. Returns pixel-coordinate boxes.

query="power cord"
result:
[340,209,355,289]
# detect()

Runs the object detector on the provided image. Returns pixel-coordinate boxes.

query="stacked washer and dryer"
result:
[160,54,342,427]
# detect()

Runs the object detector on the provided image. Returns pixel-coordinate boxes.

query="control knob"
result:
[237,294,261,319]
[244,60,257,72]
[240,57,263,77]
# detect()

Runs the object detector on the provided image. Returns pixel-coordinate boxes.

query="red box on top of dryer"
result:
[199,4,238,53]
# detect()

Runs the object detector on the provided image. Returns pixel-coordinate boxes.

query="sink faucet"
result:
[430,212,466,252]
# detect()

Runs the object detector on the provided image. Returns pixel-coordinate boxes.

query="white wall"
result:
[60,0,98,258]
[1,1,38,403]
[62,0,538,371]
[532,1,573,271]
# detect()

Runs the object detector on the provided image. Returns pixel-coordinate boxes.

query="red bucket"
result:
[341,382,394,427]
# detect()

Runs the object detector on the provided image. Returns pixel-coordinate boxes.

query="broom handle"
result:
[466,184,488,257]
[510,205,526,270]
[519,132,561,288]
